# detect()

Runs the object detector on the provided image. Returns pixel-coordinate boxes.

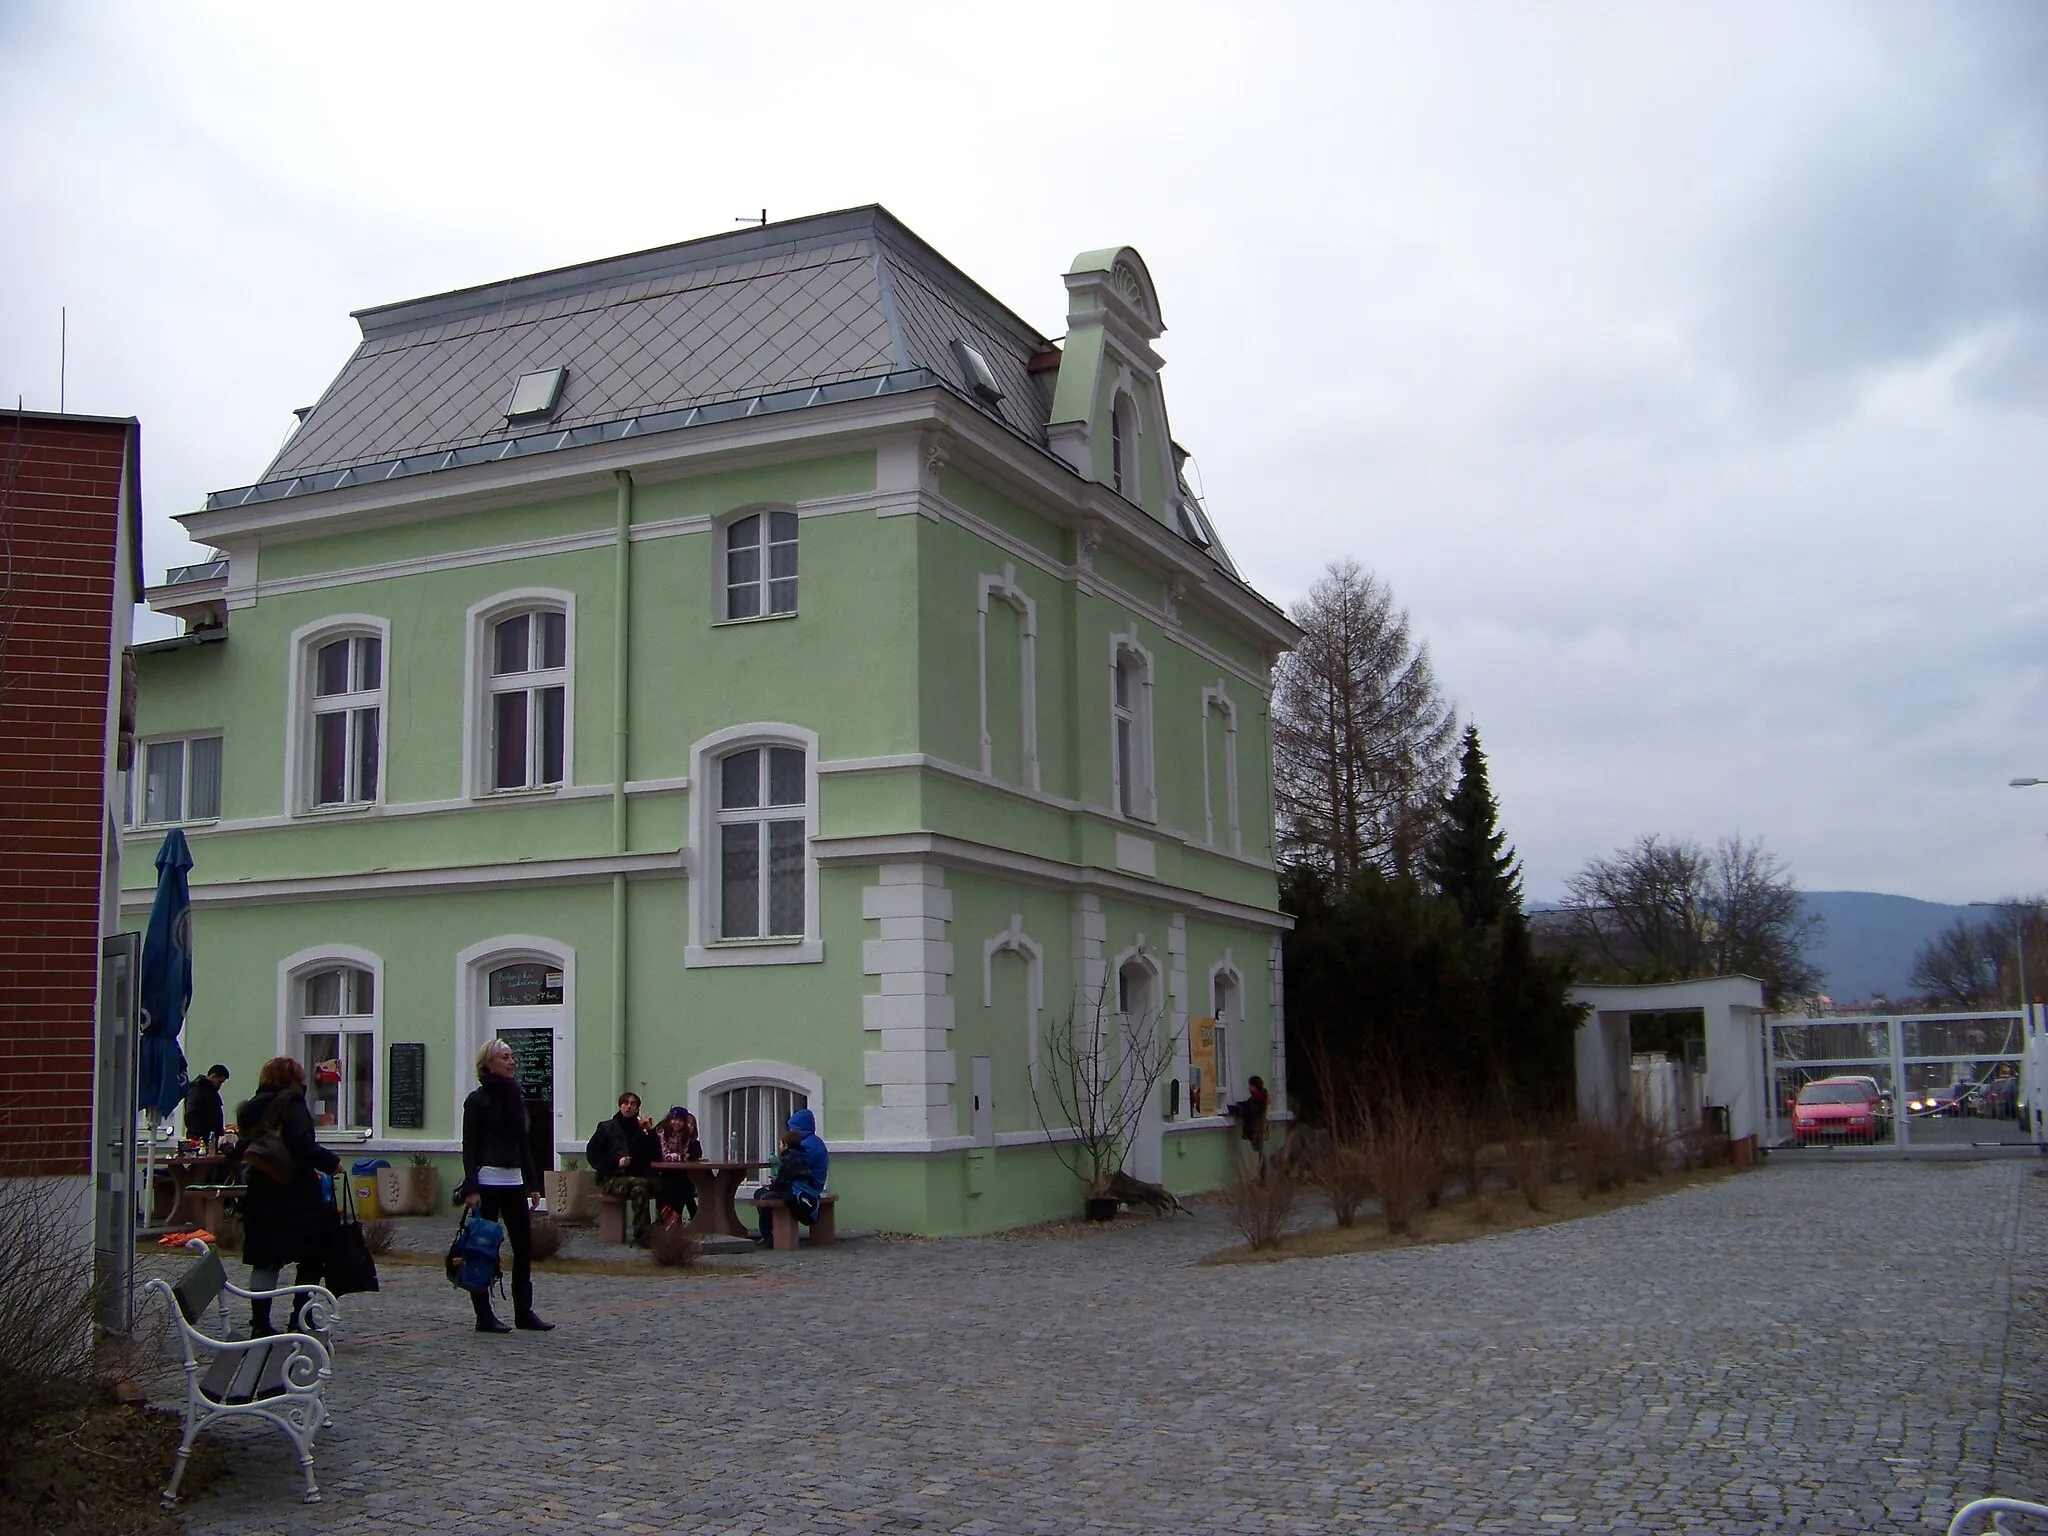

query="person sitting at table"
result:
[586,1091,661,1246]
[653,1106,702,1221]
[752,1108,828,1246]
[184,1063,231,1147]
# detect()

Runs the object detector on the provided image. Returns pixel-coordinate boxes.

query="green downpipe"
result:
[611,469,633,1099]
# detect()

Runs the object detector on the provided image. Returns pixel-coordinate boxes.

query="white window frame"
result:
[1108,627,1156,823]
[686,723,823,967]
[686,1059,825,1165]
[128,731,224,828]
[982,914,1046,1086]
[284,615,390,816]
[1201,682,1241,853]
[463,589,576,799]
[976,565,1040,791]
[453,935,577,1161]
[715,506,800,623]
[1209,957,1245,1109]
[277,944,384,1141]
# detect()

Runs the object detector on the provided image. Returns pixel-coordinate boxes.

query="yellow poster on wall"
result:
[1189,1016,1218,1116]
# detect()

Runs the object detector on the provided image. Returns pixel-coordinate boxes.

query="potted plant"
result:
[545,1155,596,1222]
[1031,976,1174,1221]
[404,1153,439,1214]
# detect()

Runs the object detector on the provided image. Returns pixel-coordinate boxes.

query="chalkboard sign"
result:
[501,1029,553,1098]
[388,1043,426,1129]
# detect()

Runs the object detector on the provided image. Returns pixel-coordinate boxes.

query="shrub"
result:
[1224,1160,1298,1250]
[528,1213,565,1263]
[1503,1134,1552,1212]
[1572,1118,1628,1198]
[1622,1112,1666,1181]
[361,1218,395,1255]
[0,1179,100,1434]
[1316,1142,1376,1228]
[1357,1099,1438,1236]
[648,1223,700,1268]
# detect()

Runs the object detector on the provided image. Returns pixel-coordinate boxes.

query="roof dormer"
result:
[1046,247,1173,526]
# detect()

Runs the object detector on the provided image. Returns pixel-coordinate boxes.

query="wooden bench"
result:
[748,1193,837,1250]
[180,1183,241,1235]
[143,1241,338,1507]
[596,1192,627,1244]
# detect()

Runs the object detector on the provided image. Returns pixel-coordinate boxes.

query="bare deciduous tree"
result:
[1273,560,1457,886]
[1912,900,2047,1008]
[1560,833,1822,1008]
[1030,977,1172,1201]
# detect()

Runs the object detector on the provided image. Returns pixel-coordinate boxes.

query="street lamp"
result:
[1971,901,2033,1009]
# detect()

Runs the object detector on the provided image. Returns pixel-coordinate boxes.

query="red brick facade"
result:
[0,413,139,1176]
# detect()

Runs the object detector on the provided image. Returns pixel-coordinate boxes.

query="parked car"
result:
[1792,1078,1884,1145]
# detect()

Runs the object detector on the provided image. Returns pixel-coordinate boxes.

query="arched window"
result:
[1211,966,1241,1108]
[290,620,388,811]
[688,1060,823,1166]
[1110,633,1155,821]
[722,509,798,620]
[977,567,1039,790]
[1110,391,1138,499]
[486,606,568,791]
[716,744,807,939]
[282,951,382,1135]
[1202,684,1240,852]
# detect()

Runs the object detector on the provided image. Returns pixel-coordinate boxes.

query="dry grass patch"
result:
[1207,1162,1743,1265]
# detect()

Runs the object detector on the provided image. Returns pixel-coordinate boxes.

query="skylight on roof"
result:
[949,340,1004,405]
[505,366,567,421]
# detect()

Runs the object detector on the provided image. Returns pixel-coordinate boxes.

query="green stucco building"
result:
[127,207,1299,1233]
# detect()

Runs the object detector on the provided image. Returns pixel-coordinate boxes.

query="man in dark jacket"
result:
[183,1064,230,1144]
[586,1092,661,1246]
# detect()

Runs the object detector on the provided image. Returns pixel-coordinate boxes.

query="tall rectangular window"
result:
[487,608,568,791]
[299,964,376,1133]
[1111,647,1151,819]
[715,745,807,939]
[309,634,382,808]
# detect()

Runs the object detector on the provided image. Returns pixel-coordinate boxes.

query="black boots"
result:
[473,1295,512,1333]
[515,1312,555,1331]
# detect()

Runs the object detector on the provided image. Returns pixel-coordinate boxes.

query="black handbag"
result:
[324,1177,380,1297]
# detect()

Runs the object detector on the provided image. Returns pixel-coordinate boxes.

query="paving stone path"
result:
[159,1159,2048,1535]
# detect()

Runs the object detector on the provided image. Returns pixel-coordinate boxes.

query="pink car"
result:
[1793,1078,1882,1144]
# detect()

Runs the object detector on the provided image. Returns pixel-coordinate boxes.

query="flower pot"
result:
[1085,1195,1118,1222]
[545,1167,597,1222]
[405,1165,439,1214]
[376,1167,411,1214]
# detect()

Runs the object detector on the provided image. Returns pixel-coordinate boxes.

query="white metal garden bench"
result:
[144,1240,339,1507]
[1949,1497,2048,1533]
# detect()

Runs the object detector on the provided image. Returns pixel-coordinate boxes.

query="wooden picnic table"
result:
[646,1160,764,1238]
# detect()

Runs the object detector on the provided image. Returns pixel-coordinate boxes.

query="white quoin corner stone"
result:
[861,862,957,1139]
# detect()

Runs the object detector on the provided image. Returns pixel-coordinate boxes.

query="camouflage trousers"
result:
[598,1174,661,1244]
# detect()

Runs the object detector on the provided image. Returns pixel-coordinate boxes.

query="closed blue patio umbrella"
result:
[137,829,194,1121]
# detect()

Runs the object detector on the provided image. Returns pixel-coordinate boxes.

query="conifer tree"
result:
[1426,725,1523,928]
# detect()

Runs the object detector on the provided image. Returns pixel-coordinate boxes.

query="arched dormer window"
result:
[1111,390,1138,500]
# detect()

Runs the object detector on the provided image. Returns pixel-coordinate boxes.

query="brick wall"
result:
[0,417,131,1176]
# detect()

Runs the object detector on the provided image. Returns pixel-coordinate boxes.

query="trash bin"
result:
[349,1157,392,1219]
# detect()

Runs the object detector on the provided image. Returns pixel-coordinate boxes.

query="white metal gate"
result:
[1765,1005,2045,1151]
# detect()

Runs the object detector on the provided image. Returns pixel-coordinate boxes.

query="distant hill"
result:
[1799,891,1972,1006]
[1529,890,1972,1006]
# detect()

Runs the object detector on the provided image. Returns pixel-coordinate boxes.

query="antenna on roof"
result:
[59,307,66,413]
[735,209,767,227]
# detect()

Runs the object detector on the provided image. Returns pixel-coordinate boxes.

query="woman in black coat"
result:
[461,1038,552,1333]
[234,1056,341,1335]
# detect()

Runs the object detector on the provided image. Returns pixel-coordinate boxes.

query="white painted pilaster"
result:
[1168,914,1190,1116]
[861,863,957,1139]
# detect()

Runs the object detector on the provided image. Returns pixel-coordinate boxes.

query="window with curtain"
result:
[487,608,568,791]
[133,734,222,824]
[716,745,806,939]
[308,633,382,808]
[714,1083,807,1165]
[299,964,376,1133]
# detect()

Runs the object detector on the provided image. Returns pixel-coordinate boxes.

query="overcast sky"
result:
[4,1,2043,904]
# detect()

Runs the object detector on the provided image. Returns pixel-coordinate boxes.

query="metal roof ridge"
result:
[350,205,894,340]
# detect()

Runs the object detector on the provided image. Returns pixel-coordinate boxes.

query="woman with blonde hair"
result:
[460,1038,551,1332]
[234,1055,340,1336]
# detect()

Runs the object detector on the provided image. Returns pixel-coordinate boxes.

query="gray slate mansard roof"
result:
[244,206,1051,497]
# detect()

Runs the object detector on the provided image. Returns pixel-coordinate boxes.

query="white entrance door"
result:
[482,960,570,1171]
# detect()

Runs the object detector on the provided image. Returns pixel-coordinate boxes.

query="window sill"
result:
[684,938,824,969]
[711,611,799,628]
[295,802,379,820]
[129,817,220,833]
[474,785,561,802]
[314,1128,374,1143]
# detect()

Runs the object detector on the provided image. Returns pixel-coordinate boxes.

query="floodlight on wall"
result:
[505,366,568,422]
[949,341,1004,405]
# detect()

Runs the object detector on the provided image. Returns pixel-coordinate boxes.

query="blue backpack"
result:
[445,1212,504,1295]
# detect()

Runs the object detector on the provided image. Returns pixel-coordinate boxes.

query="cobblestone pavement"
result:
[157,1159,2048,1536]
